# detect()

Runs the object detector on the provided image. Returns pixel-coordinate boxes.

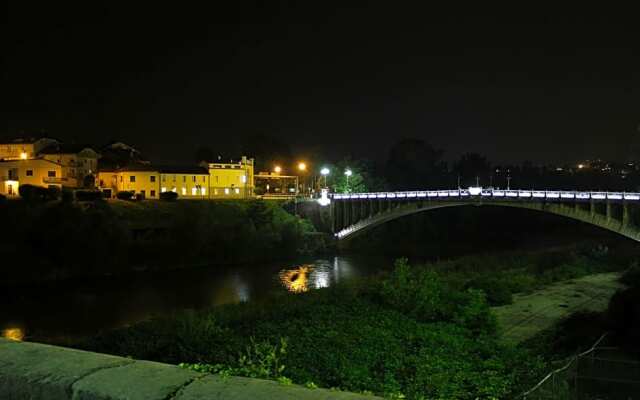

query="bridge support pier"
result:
[606,202,612,224]
[623,203,630,228]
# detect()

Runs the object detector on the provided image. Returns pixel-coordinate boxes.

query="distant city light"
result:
[298,162,307,171]
[320,167,330,176]
[578,164,585,169]
[274,166,282,173]
[344,169,352,177]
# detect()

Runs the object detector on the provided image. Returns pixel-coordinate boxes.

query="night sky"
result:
[5,4,639,165]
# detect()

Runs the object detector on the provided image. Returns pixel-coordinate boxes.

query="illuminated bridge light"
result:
[577,193,590,199]
[506,191,518,197]
[518,191,532,197]
[532,191,546,198]
[546,192,560,199]
[608,193,623,200]
[560,192,575,199]
[625,194,640,200]
[591,193,606,200]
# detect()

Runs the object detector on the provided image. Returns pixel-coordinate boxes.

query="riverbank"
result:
[65,241,640,399]
[493,272,623,344]
[0,199,324,286]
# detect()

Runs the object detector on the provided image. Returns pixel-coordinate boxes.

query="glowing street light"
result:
[19,152,27,160]
[298,162,307,171]
[274,166,282,174]
[320,167,330,188]
[344,169,352,193]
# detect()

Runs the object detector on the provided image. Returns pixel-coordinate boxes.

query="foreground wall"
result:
[0,339,377,400]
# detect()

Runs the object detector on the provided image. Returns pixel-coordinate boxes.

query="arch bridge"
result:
[330,188,640,242]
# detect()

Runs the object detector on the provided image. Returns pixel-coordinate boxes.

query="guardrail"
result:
[332,189,640,201]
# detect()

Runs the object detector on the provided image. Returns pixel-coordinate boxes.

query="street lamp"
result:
[344,169,352,193]
[274,166,282,174]
[298,162,307,196]
[320,167,330,188]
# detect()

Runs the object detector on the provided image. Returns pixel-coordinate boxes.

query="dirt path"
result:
[493,272,623,344]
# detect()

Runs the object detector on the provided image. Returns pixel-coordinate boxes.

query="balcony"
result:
[42,177,68,184]
[1,176,18,182]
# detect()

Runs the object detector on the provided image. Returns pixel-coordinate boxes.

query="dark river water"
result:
[0,256,392,343]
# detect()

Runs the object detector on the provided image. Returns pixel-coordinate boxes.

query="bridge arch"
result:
[332,200,640,243]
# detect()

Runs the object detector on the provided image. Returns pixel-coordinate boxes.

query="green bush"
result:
[79,270,540,399]
[378,259,496,333]
[75,190,103,202]
[159,191,178,201]
[18,184,48,202]
[46,186,61,201]
[465,276,513,306]
[0,193,6,203]
[620,263,640,287]
[116,190,135,200]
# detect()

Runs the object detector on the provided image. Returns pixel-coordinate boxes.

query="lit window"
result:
[182,187,186,195]
[130,176,136,182]
[201,188,206,195]
[26,170,33,177]
[234,188,240,194]
[20,152,28,160]
[161,187,167,193]
[192,187,197,195]
[224,188,230,195]
[172,187,177,193]
[240,175,247,183]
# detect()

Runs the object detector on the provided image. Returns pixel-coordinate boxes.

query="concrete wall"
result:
[0,338,378,399]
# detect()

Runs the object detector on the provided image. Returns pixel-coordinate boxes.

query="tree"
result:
[325,158,386,194]
[386,138,446,190]
[453,153,491,187]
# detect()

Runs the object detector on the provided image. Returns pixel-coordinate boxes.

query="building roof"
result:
[158,165,209,175]
[98,163,158,173]
[0,158,63,167]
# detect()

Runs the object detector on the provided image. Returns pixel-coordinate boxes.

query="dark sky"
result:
[4,3,639,165]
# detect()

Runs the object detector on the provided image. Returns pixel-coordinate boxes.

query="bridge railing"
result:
[332,189,640,201]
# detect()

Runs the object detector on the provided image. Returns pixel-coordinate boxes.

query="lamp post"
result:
[298,162,307,197]
[344,169,352,193]
[320,167,330,189]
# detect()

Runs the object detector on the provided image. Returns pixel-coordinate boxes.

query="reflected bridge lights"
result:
[2,326,25,341]
[280,266,312,293]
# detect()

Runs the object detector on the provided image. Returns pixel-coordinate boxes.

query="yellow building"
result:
[159,167,209,199]
[97,166,160,199]
[0,159,64,197]
[0,137,59,161]
[202,156,254,199]
[40,144,100,188]
[97,166,210,199]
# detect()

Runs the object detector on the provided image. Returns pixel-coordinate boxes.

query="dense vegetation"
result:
[79,259,548,399]
[0,199,320,285]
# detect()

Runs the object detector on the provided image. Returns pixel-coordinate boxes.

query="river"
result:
[0,255,393,343]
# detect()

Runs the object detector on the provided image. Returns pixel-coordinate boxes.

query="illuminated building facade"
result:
[202,156,254,199]
[0,158,64,197]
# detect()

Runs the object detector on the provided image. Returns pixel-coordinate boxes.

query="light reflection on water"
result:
[279,258,355,293]
[2,326,24,341]
[0,256,378,341]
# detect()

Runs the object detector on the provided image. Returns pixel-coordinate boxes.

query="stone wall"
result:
[0,338,378,399]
